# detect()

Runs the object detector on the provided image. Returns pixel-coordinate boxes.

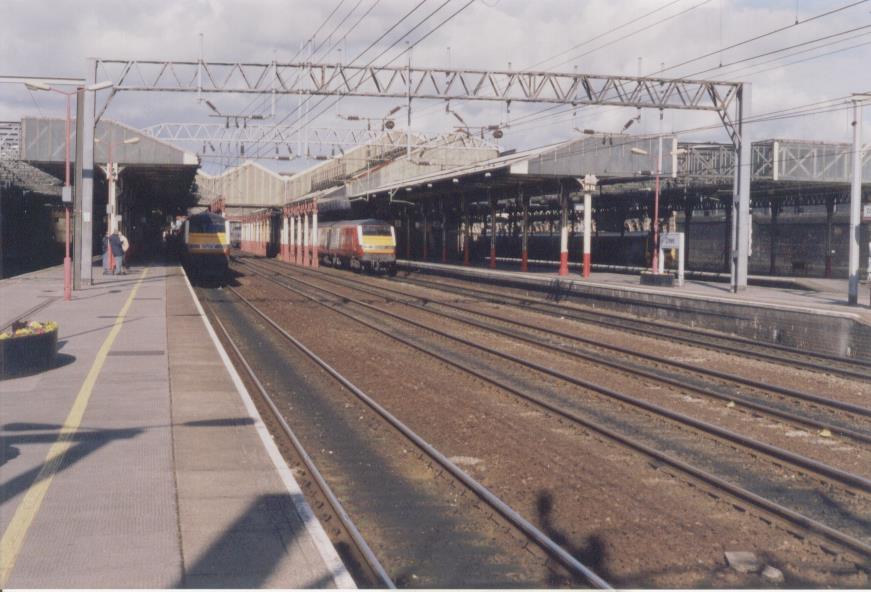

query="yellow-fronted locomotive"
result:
[183,211,230,278]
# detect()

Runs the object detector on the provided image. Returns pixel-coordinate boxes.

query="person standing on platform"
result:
[102,232,111,274]
[109,231,125,275]
[118,230,130,271]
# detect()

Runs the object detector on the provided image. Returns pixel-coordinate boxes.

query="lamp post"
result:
[848,95,869,305]
[96,135,140,234]
[652,135,663,274]
[24,79,112,300]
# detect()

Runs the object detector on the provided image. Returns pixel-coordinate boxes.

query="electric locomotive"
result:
[183,211,230,278]
[318,219,397,273]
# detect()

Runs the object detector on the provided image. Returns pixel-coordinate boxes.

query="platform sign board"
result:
[661,232,681,250]
[62,186,72,203]
[658,232,685,287]
[862,204,871,223]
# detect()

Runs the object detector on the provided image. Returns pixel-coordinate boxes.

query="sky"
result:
[1,0,869,173]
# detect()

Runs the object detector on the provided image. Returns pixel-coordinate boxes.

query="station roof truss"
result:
[0,121,64,195]
[20,117,199,168]
[333,134,871,207]
[676,139,871,185]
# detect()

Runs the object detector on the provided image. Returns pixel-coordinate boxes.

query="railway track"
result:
[391,270,871,382]
[196,282,610,588]
[234,257,871,562]
[202,301,394,589]
[253,258,871,439]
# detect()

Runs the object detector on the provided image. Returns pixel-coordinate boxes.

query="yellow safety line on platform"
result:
[0,268,150,587]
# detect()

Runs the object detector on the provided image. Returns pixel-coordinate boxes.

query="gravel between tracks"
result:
[233,266,869,588]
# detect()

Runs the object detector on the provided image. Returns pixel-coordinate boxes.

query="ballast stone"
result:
[761,565,785,583]
[724,551,760,573]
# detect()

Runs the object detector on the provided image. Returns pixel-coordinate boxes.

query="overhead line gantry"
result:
[74,57,751,291]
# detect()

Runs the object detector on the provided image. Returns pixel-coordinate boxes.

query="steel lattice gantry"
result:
[141,123,497,161]
[74,57,750,289]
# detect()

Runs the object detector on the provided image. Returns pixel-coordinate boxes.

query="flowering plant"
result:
[0,320,58,340]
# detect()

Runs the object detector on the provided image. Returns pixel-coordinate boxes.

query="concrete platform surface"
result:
[0,262,353,588]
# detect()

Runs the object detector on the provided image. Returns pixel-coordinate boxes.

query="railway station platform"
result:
[397,259,871,361]
[0,262,353,588]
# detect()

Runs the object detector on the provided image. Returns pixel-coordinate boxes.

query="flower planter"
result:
[0,322,58,379]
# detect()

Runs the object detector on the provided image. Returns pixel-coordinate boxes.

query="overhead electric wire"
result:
[523,0,685,71]
[654,0,869,75]
[479,0,868,142]
[239,0,431,157]
[242,0,383,122]
[404,0,714,141]
[487,8,871,140]
[308,0,365,63]
[545,0,715,72]
[707,29,871,80]
[682,22,871,79]
[229,0,353,127]
[232,1,869,166]
[248,0,475,160]
[407,0,706,129]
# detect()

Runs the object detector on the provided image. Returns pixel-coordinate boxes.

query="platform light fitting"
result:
[630,147,648,156]
[24,80,51,91]
[452,178,459,184]
[86,81,114,92]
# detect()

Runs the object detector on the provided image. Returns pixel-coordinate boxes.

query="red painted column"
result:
[287,214,296,263]
[302,212,309,267]
[583,190,592,278]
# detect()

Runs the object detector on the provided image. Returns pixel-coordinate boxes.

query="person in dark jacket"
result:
[109,232,125,275]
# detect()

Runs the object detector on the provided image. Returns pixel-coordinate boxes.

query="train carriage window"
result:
[362,225,393,236]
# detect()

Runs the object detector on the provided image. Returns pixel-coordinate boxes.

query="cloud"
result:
[1,0,867,173]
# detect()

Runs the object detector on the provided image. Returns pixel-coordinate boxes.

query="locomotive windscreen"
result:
[189,214,226,233]
[362,225,393,236]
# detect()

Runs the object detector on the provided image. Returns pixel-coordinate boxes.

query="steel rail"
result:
[272,260,871,418]
[394,273,871,381]
[202,297,395,589]
[222,283,612,589]
[248,259,871,442]
[234,261,871,560]
[240,260,871,494]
